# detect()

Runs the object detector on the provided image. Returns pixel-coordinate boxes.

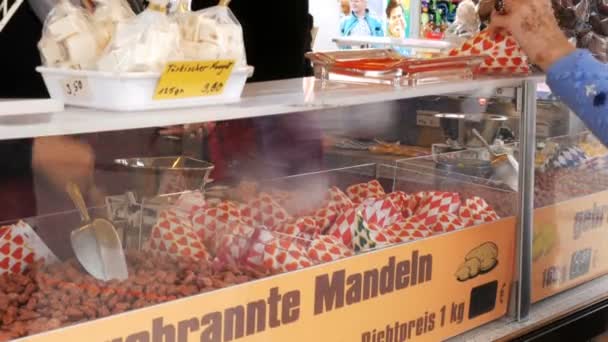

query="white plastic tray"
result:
[36,66,254,112]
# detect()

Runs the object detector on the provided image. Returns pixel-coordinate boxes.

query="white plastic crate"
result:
[36,65,254,111]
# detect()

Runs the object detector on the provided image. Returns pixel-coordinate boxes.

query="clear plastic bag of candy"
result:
[444,0,481,46]
[174,0,247,66]
[92,0,136,49]
[97,0,183,72]
[38,0,102,69]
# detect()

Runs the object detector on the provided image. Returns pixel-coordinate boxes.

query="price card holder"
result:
[154,60,235,100]
[60,77,91,99]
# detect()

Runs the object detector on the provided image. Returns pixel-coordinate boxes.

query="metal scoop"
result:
[472,128,519,191]
[67,182,129,281]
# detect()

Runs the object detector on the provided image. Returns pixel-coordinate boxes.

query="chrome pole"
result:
[515,80,537,321]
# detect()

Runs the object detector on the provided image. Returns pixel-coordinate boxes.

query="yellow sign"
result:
[532,191,608,302]
[25,220,515,342]
[154,60,235,100]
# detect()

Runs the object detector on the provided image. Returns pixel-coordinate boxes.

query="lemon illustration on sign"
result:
[533,223,558,261]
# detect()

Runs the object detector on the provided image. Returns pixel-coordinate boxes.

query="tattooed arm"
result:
[489,0,608,144]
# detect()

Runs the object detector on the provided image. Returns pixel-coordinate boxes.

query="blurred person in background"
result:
[340,0,384,37]
[386,0,407,38]
[340,0,351,18]
[489,0,608,145]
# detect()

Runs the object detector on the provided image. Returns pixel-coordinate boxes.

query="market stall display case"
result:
[0,73,549,342]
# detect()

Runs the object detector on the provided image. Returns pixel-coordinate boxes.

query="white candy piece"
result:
[39,37,66,66]
[197,17,220,42]
[47,15,88,41]
[65,32,99,68]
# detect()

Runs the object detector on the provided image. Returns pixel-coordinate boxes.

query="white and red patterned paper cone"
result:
[448,30,530,75]
[241,193,291,229]
[459,197,501,226]
[328,207,369,248]
[346,180,386,204]
[145,211,210,262]
[307,235,353,264]
[385,191,418,218]
[214,223,256,265]
[174,191,207,216]
[0,222,58,276]
[244,228,278,268]
[274,216,321,241]
[415,192,461,226]
[326,187,354,212]
[192,201,242,246]
[428,213,465,233]
[360,198,403,228]
[262,236,313,273]
[313,206,339,234]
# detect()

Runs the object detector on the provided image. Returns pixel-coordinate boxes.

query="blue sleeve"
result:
[547,49,608,145]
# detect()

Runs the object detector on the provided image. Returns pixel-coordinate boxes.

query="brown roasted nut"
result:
[0,296,9,311]
[66,307,84,320]
[17,310,40,321]
[86,284,101,298]
[98,306,110,317]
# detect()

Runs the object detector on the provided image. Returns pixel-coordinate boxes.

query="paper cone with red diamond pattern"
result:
[240,193,291,229]
[326,187,354,212]
[328,207,369,247]
[0,221,58,276]
[385,191,418,218]
[174,191,207,216]
[307,235,353,264]
[262,236,313,273]
[360,198,403,228]
[274,216,321,241]
[448,30,530,75]
[415,191,461,226]
[346,180,386,204]
[352,213,378,252]
[428,213,465,233]
[459,197,501,226]
[313,205,339,234]
[215,222,256,265]
[192,201,242,246]
[146,210,210,262]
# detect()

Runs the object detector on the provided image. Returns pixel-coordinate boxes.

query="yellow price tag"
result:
[153,60,235,100]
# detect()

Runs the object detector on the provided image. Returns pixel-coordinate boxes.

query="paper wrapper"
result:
[313,206,339,234]
[352,215,379,253]
[174,191,207,216]
[448,30,530,75]
[385,191,418,218]
[240,193,291,230]
[262,236,313,273]
[244,228,277,268]
[546,146,589,171]
[346,180,386,204]
[0,222,59,276]
[328,208,369,248]
[215,223,256,265]
[360,198,403,228]
[428,213,465,233]
[415,192,461,225]
[192,201,242,246]
[459,197,501,226]
[326,187,354,212]
[145,210,210,261]
[307,235,353,264]
[274,217,321,241]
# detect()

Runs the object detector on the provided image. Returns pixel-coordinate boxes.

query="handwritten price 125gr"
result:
[154,60,235,100]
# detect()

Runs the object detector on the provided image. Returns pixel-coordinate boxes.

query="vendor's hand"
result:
[32,136,95,192]
[489,0,575,71]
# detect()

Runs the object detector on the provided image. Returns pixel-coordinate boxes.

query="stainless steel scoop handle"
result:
[66,182,91,223]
